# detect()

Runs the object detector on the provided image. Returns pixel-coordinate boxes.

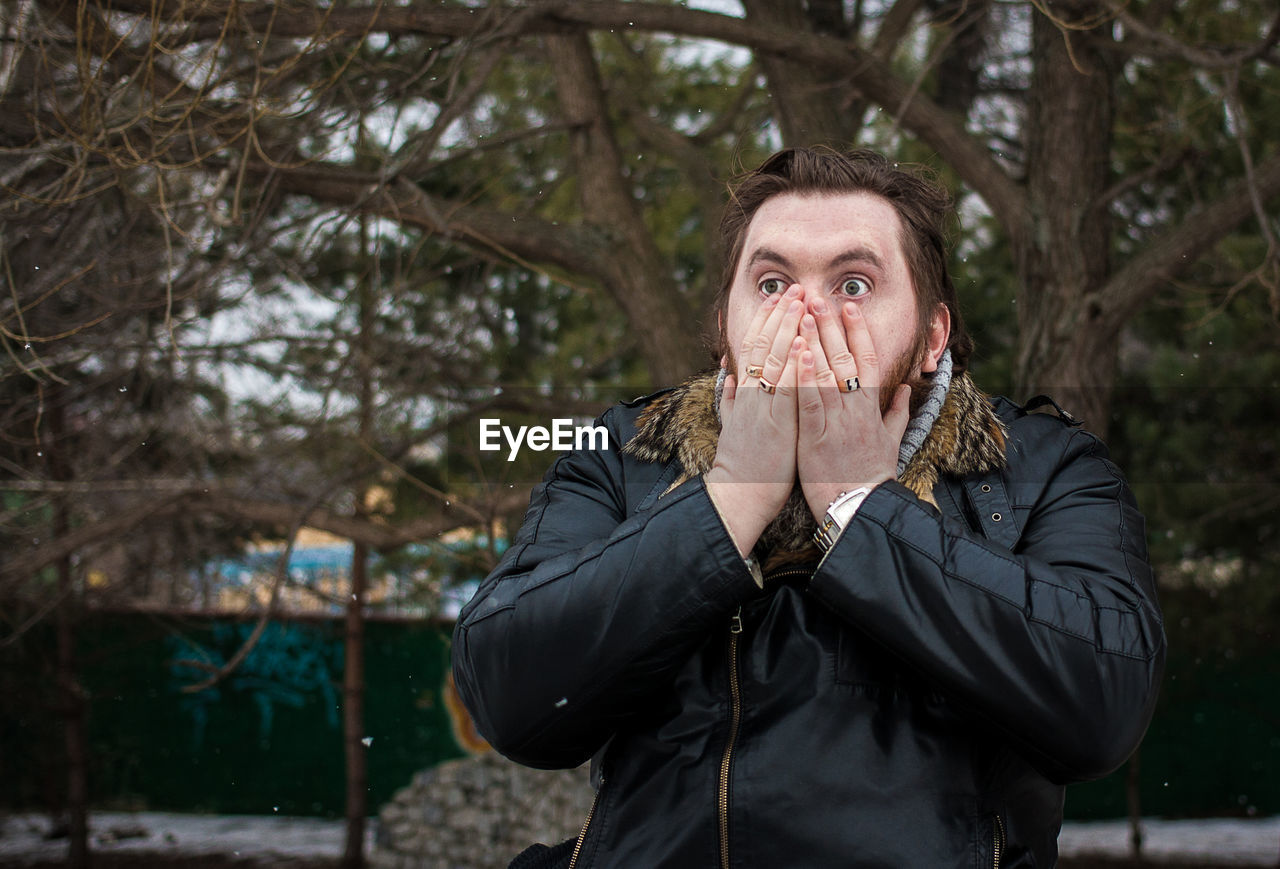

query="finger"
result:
[799,313,836,386]
[738,293,781,379]
[761,291,805,389]
[797,343,827,425]
[747,284,798,356]
[800,314,844,415]
[843,302,881,389]
[884,383,912,441]
[812,297,858,386]
[723,372,738,404]
[744,287,799,386]
[775,335,804,396]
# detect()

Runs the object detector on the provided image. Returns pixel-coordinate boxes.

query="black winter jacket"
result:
[452,373,1165,868]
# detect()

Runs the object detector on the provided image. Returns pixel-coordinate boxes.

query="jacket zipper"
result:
[718,606,743,869]
[718,565,808,868]
[993,813,1005,869]
[567,774,604,869]
[764,568,812,584]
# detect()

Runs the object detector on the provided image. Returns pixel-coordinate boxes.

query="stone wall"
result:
[371,751,595,869]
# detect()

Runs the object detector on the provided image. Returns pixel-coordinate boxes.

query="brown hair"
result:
[712,146,973,374]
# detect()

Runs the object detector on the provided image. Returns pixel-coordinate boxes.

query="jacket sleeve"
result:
[807,419,1165,784]
[451,410,758,769]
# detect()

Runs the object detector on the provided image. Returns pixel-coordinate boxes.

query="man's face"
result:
[722,191,948,404]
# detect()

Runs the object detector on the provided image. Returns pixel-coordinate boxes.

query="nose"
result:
[789,283,826,312]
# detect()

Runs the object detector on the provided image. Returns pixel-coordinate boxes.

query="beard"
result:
[722,335,934,559]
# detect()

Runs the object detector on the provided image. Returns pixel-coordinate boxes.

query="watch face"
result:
[830,501,858,525]
[819,487,872,551]
[831,488,869,523]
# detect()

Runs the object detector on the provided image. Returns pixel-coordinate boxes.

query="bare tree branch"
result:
[1094,147,1201,212]
[389,43,506,180]
[4,492,187,581]
[4,486,533,581]
[176,495,317,695]
[1096,150,1280,337]
[258,160,616,285]
[80,0,1029,249]
[871,0,930,60]
[1107,3,1280,69]
[625,107,728,300]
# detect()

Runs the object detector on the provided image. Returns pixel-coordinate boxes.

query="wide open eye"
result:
[759,277,786,295]
[840,277,871,298]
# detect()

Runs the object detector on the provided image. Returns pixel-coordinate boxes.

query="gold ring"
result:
[745,364,764,379]
[759,377,777,395]
[838,376,860,393]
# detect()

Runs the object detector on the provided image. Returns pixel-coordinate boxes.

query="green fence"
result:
[1066,652,1279,820]
[2,611,1276,819]
[1,613,464,817]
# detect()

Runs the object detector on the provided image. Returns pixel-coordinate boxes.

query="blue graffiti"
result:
[167,622,342,749]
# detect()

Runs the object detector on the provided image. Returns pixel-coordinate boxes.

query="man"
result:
[453,147,1165,868]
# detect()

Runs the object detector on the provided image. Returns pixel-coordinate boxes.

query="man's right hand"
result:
[704,285,805,558]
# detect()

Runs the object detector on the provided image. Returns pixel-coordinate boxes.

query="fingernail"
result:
[789,299,803,313]
[801,351,814,367]
[802,314,816,330]
[765,294,780,306]
[844,302,859,317]
[810,299,827,315]
[785,284,802,298]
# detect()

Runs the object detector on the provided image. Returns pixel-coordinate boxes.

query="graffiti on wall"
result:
[166,621,341,750]
[443,670,490,755]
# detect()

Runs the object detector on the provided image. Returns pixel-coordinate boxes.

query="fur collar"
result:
[623,370,1007,566]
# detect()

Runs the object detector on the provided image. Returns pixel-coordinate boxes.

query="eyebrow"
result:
[746,245,885,273]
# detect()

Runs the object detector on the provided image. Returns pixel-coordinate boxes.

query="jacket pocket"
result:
[835,628,930,694]
[834,623,892,688]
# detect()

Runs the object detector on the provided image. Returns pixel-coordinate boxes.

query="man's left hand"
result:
[795,299,911,522]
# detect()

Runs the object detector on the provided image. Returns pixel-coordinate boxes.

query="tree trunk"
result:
[55,537,90,869]
[341,538,369,869]
[50,399,90,869]
[341,216,375,869]
[742,0,860,147]
[546,32,704,383]
[1016,1,1117,436]
[1127,750,1145,861]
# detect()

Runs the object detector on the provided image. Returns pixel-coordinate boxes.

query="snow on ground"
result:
[1057,817,1280,865]
[1,812,1278,865]
[0,813,373,863]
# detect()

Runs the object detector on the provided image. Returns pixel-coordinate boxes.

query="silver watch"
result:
[813,486,872,552]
